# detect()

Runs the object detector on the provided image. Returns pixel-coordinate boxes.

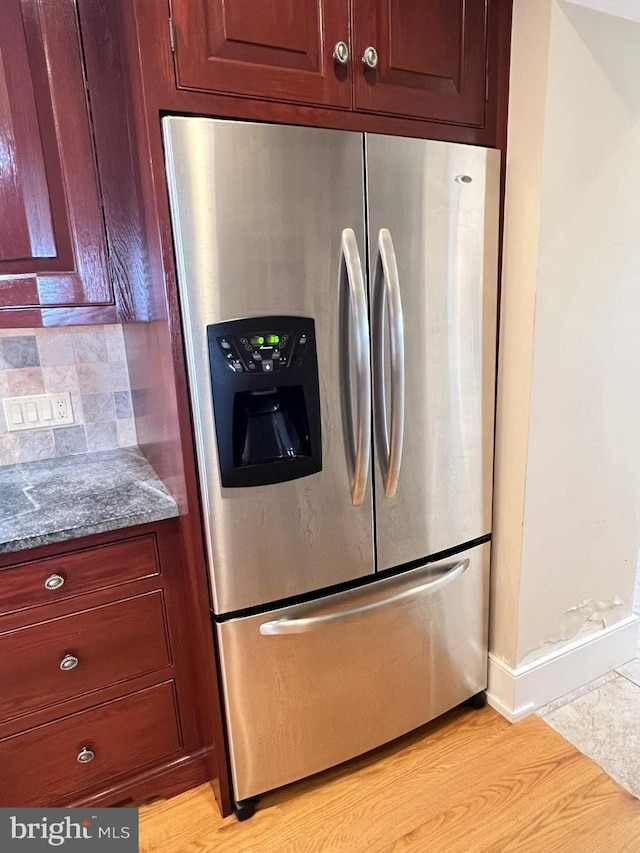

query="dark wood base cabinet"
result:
[0,521,225,809]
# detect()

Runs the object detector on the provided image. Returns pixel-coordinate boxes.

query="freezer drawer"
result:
[217,543,489,801]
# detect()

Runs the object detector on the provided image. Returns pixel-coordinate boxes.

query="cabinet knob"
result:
[60,654,79,672]
[77,747,95,764]
[333,41,350,65]
[44,573,65,591]
[362,46,378,69]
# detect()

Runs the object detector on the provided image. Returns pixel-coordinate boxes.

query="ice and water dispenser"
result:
[206,316,322,487]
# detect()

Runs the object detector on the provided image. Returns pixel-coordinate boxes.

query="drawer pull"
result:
[60,654,79,672]
[44,574,65,591]
[77,747,95,764]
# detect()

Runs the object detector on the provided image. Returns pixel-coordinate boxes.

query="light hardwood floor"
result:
[140,706,640,852]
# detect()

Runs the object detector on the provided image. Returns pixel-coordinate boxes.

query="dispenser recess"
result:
[207,316,322,487]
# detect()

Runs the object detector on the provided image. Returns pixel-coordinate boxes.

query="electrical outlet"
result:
[3,392,75,432]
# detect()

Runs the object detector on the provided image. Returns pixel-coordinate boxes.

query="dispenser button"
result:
[272,351,280,360]
[252,353,262,361]
[262,361,273,372]
[220,340,231,350]
[299,335,307,345]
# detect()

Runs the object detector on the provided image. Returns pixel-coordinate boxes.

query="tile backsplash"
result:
[0,326,137,466]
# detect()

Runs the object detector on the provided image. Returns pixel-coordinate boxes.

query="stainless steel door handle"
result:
[374,228,405,498]
[260,559,469,634]
[341,228,371,506]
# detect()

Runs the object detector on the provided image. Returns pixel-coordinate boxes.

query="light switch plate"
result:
[3,392,75,432]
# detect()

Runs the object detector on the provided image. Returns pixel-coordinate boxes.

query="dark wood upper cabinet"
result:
[170,0,352,108]
[169,0,492,128]
[353,0,487,125]
[0,0,111,310]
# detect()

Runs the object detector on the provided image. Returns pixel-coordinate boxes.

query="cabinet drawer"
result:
[0,591,171,720]
[0,536,160,615]
[0,681,182,807]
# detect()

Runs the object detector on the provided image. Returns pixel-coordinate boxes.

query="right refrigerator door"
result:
[366,135,501,571]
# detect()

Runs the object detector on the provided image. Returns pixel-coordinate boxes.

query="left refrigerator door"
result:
[163,118,375,614]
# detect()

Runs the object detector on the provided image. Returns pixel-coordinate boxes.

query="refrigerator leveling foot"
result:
[466,691,487,710]
[233,797,257,821]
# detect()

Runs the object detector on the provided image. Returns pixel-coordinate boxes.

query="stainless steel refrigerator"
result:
[163,117,500,812]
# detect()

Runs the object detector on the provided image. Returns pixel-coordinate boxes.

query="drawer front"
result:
[0,681,182,807]
[0,592,171,720]
[0,536,160,615]
[218,543,489,801]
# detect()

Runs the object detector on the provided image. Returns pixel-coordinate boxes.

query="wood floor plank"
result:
[139,708,640,853]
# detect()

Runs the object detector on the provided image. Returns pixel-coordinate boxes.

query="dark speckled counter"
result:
[0,447,178,554]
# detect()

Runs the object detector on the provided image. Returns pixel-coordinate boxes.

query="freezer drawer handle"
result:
[340,228,371,506]
[259,558,469,635]
[374,228,405,498]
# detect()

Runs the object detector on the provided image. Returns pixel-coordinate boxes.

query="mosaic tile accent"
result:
[7,368,45,396]
[54,425,88,457]
[0,326,137,466]
[1,336,39,369]
[0,434,19,466]
[82,392,116,423]
[37,329,75,366]
[86,421,118,452]
[104,325,127,362]
[114,391,133,419]
[116,418,137,448]
[17,429,55,463]
[72,329,108,364]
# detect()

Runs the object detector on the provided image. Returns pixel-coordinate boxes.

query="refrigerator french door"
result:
[163,117,500,807]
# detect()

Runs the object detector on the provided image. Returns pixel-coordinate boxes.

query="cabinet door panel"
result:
[171,0,352,108]
[353,0,487,126]
[0,16,55,264]
[0,0,111,309]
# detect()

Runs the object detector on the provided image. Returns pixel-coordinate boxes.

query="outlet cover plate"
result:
[3,392,75,432]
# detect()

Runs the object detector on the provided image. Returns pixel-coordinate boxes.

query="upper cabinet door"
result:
[0,0,111,310]
[352,0,488,126]
[170,0,352,108]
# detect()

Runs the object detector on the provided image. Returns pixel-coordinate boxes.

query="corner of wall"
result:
[490,0,554,667]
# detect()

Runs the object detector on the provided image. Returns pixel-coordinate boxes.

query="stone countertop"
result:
[0,447,178,555]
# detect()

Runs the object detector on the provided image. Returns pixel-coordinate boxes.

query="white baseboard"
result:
[486,615,639,722]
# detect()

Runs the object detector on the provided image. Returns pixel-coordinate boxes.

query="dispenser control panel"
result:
[216,330,309,373]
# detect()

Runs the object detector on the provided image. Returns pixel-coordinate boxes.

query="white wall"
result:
[565,0,640,23]
[489,0,640,714]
